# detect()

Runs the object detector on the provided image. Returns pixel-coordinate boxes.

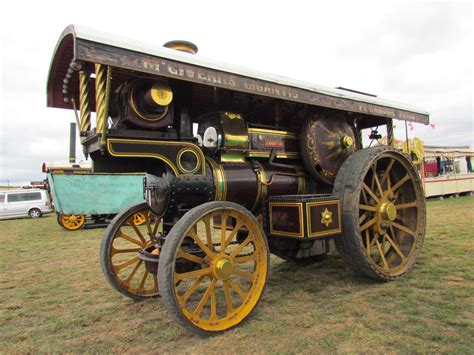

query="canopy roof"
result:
[47,25,429,124]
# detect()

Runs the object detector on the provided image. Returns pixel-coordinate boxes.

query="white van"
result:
[0,189,52,220]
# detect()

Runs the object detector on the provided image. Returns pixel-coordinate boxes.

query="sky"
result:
[0,0,472,184]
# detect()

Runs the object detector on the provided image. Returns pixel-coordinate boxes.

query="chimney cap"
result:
[163,40,198,55]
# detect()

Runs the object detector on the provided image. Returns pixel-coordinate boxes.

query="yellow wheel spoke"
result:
[192,278,216,317]
[391,221,416,237]
[111,247,141,255]
[220,213,227,248]
[227,279,247,301]
[233,268,255,282]
[177,248,204,264]
[365,229,371,254]
[223,280,234,315]
[392,174,410,193]
[396,201,417,209]
[361,187,368,204]
[209,282,218,320]
[114,256,140,271]
[124,259,143,283]
[230,234,254,259]
[360,217,377,232]
[380,159,395,188]
[152,218,161,237]
[180,275,206,305]
[384,233,405,260]
[223,222,243,252]
[174,267,210,282]
[234,253,257,264]
[117,230,144,247]
[129,219,147,244]
[363,183,379,203]
[359,214,368,225]
[188,230,215,258]
[145,213,153,235]
[138,271,148,290]
[359,204,377,212]
[375,239,389,269]
[373,166,384,197]
[204,216,214,250]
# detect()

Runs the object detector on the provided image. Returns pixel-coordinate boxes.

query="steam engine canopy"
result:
[300,112,358,184]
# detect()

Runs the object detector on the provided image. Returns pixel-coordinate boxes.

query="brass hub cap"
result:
[342,135,354,148]
[379,202,397,221]
[212,255,234,280]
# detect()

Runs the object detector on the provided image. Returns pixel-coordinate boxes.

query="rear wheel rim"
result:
[358,153,424,276]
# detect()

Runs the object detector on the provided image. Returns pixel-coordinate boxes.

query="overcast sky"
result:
[0,0,472,184]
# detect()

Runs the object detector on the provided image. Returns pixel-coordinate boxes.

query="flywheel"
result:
[300,112,358,184]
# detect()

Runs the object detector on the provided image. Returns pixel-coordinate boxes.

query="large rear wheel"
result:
[100,202,161,300]
[158,201,269,335]
[333,147,426,281]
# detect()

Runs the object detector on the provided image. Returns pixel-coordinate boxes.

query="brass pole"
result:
[79,71,91,133]
[101,66,112,149]
[94,63,107,135]
[387,119,394,146]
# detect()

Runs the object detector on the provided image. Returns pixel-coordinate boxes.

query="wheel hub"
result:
[342,135,354,148]
[212,255,234,280]
[379,202,397,221]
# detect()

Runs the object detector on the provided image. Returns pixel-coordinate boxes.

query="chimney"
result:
[69,122,76,163]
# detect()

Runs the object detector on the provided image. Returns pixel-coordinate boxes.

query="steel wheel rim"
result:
[357,152,424,276]
[172,208,268,331]
[61,214,85,230]
[109,207,161,296]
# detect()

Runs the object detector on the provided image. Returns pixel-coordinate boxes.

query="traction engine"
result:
[47,26,429,334]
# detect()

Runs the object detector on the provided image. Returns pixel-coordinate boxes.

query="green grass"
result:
[1,197,473,353]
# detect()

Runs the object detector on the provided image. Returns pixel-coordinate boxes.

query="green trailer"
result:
[47,172,145,230]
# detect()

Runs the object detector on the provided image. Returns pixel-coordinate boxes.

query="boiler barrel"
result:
[145,159,306,216]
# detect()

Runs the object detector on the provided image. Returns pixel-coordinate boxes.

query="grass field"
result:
[1,197,473,353]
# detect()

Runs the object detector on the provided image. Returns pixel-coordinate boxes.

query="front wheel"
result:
[333,147,426,281]
[100,202,161,300]
[158,201,269,335]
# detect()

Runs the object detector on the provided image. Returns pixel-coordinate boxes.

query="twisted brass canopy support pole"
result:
[95,63,107,135]
[387,118,394,146]
[79,70,91,133]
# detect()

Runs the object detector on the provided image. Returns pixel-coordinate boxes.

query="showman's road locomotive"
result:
[48,26,429,335]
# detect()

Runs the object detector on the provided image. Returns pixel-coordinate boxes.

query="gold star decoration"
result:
[321,208,333,227]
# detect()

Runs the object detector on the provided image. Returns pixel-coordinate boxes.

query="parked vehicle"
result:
[0,189,52,220]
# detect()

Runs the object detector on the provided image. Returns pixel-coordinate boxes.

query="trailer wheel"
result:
[100,202,161,300]
[158,201,269,335]
[333,147,426,281]
[58,214,85,230]
[132,212,147,226]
